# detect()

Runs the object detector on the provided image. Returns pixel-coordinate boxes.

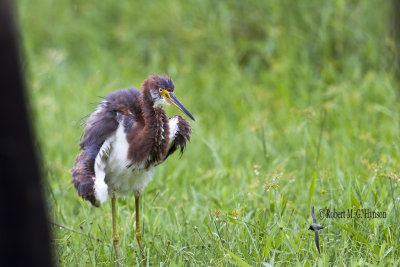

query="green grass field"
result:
[18,0,400,266]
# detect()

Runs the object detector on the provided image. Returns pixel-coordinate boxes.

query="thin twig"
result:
[50,221,103,242]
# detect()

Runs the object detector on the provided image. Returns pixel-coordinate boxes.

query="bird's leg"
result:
[111,197,122,267]
[135,195,145,260]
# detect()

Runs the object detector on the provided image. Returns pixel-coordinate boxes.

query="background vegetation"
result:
[18,0,399,265]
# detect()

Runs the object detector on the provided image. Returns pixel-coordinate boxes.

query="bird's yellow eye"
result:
[159,88,169,98]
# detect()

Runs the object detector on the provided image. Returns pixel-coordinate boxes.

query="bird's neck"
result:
[141,90,167,127]
[139,91,169,165]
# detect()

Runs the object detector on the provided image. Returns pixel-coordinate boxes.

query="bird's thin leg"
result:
[135,195,145,260]
[111,197,122,267]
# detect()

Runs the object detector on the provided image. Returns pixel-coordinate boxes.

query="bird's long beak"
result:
[162,90,196,121]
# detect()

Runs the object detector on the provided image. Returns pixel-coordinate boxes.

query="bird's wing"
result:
[311,206,317,223]
[80,88,140,149]
[165,115,192,160]
[70,145,102,206]
[314,230,320,254]
[71,88,140,206]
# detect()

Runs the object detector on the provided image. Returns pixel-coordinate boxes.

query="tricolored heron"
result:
[70,74,195,264]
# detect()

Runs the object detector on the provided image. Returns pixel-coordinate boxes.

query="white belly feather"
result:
[168,116,179,150]
[93,124,153,204]
[93,118,179,205]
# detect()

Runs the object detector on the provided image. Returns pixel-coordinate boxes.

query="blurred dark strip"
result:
[0,1,53,266]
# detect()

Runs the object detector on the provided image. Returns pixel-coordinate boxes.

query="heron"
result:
[70,74,195,264]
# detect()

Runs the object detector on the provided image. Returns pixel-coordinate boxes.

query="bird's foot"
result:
[113,234,122,267]
[136,230,146,261]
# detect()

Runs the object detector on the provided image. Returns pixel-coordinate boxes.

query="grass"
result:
[17,0,400,266]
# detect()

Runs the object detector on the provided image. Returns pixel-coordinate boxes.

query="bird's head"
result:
[142,73,195,121]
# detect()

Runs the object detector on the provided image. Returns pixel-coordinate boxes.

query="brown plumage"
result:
[69,74,195,262]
